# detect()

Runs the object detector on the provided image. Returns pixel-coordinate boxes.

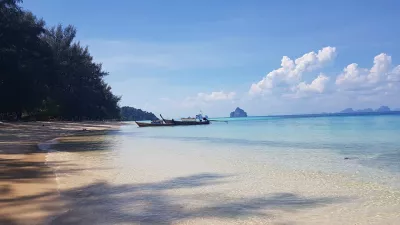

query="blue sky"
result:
[23,0,400,117]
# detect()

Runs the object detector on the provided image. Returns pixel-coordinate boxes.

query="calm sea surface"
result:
[46,114,400,225]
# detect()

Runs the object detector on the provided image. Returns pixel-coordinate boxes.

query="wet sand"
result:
[0,121,121,225]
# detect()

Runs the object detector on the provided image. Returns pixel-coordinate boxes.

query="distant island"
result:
[230,107,247,118]
[376,106,391,112]
[356,108,374,113]
[339,106,395,114]
[120,106,158,121]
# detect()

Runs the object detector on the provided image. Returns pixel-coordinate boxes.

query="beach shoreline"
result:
[0,121,123,225]
[2,117,400,224]
[43,124,400,225]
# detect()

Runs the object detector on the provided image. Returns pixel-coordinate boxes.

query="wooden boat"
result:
[181,117,196,122]
[172,120,210,126]
[135,120,210,127]
[135,114,210,127]
[135,121,175,127]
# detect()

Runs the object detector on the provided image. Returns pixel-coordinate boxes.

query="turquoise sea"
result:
[46,114,400,225]
[142,115,400,177]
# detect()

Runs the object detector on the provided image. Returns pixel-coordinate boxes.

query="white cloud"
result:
[335,63,366,86]
[249,46,336,95]
[282,74,330,99]
[294,73,330,93]
[159,97,171,101]
[196,91,236,101]
[331,53,400,110]
[336,53,399,89]
[388,65,400,82]
[369,53,392,82]
[179,91,237,111]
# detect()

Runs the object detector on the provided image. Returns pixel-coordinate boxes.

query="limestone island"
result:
[230,107,247,118]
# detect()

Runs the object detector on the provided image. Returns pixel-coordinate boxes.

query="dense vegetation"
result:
[120,106,158,121]
[0,0,121,121]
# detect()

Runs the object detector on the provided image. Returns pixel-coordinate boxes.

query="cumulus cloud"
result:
[388,65,400,82]
[336,53,399,89]
[293,73,330,93]
[249,46,336,95]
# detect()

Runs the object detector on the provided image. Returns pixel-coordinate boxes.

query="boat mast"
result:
[159,114,167,124]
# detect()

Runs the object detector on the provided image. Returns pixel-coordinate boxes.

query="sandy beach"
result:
[0,121,121,225]
[2,119,400,225]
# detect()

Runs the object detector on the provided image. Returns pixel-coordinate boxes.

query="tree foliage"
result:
[0,1,121,120]
[120,106,158,121]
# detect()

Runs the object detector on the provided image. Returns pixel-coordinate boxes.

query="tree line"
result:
[0,0,121,121]
[120,106,158,121]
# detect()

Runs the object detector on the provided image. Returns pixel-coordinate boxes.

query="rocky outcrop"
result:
[230,107,247,118]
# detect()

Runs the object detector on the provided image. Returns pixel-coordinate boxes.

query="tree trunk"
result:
[16,111,22,121]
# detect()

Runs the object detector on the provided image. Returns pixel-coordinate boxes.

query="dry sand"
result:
[0,121,121,225]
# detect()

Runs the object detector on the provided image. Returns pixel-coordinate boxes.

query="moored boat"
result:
[172,120,210,126]
[181,117,196,122]
[135,121,175,127]
[135,113,210,127]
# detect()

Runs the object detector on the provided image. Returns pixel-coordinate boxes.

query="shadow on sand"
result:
[1,124,351,224]
[0,122,119,155]
[1,172,350,225]
[0,158,105,182]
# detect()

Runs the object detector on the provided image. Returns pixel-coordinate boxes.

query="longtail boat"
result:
[135,114,210,127]
[135,120,210,127]
[135,121,175,127]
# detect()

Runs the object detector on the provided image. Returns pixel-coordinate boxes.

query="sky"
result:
[22,0,400,117]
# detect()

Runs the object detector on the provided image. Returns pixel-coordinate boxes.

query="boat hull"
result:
[173,120,210,126]
[135,120,210,127]
[135,122,174,127]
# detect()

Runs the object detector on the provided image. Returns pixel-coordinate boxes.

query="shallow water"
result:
[46,115,400,224]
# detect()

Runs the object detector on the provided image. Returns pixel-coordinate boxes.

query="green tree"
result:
[0,1,121,121]
[42,24,120,120]
[0,0,53,119]
[120,106,158,121]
